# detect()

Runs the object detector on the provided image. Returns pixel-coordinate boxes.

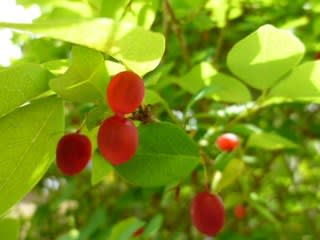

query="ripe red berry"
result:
[315,52,320,60]
[132,227,144,237]
[234,204,246,219]
[190,191,225,236]
[216,133,239,152]
[56,133,92,176]
[97,115,138,165]
[107,71,145,114]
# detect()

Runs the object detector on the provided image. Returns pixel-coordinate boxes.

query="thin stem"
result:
[76,114,88,133]
[164,0,191,68]
[200,151,210,192]
[119,0,134,20]
[212,0,231,66]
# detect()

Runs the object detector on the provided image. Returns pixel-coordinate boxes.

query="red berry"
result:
[107,71,145,114]
[234,204,246,219]
[315,52,320,60]
[97,115,138,165]
[216,133,239,152]
[190,191,225,236]
[132,227,144,237]
[56,133,92,176]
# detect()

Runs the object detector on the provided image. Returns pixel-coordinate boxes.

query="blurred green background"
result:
[1,0,320,239]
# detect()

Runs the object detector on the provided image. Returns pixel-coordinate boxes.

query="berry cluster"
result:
[55,73,242,237]
[98,71,144,165]
[55,70,144,176]
[190,132,240,236]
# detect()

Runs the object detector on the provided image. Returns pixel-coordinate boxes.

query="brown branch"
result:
[164,0,191,68]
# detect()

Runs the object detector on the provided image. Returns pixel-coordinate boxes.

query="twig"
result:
[164,0,191,68]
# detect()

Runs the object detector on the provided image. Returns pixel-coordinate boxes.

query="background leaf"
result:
[214,159,245,192]
[227,24,305,90]
[0,97,64,216]
[108,217,144,240]
[0,63,52,118]
[0,218,19,240]
[142,214,163,237]
[91,152,113,186]
[0,19,165,75]
[174,62,217,94]
[115,122,199,187]
[49,46,108,103]
[247,132,298,150]
[269,61,320,101]
[205,73,251,103]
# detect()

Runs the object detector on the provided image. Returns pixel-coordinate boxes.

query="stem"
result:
[200,151,210,192]
[212,28,226,67]
[212,0,231,66]
[76,114,88,133]
[164,0,191,68]
[119,0,134,20]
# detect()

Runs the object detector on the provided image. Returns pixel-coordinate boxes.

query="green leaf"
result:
[205,73,251,103]
[214,152,235,171]
[100,0,130,19]
[250,202,280,228]
[57,229,79,240]
[0,19,165,75]
[104,60,126,76]
[115,122,199,187]
[247,132,298,150]
[227,24,305,90]
[86,105,112,130]
[42,59,69,75]
[142,214,163,237]
[0,218,19,240]
[175,62,217,94]
[0,97,64,216]
[78,207,106,240]
[109,217,144,240]
[213,159,245,192]
[101,0,159,29]
[143,90,177,123]
[144,89,165,105]
[269,61,320,101]
[0,63,52,118]
[49,46,108,103]
[91,152,113,186]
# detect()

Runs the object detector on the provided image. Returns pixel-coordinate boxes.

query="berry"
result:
[190,191,224,236]
[234,204,246,219]
[107,71,145,114]
[315,52,320,60]
[216,133,239,152]
[56,133,92,176]
[97,115,138,165]
[132,227,144,237]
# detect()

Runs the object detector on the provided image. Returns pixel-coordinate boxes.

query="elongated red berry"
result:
[56,133,92,176]
[97,115,138,165]
[190,191,225,236]
[234,204,246,219]
[216,133,239,152]
[107,71,145,114]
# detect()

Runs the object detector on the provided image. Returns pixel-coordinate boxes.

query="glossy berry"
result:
[97,115,138,165]
[216,133,239,152]
[107,71,145,114]
[132,227,144,237]
[190,191,225,236]
[234,204,246,219]
[56,133,92,176]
